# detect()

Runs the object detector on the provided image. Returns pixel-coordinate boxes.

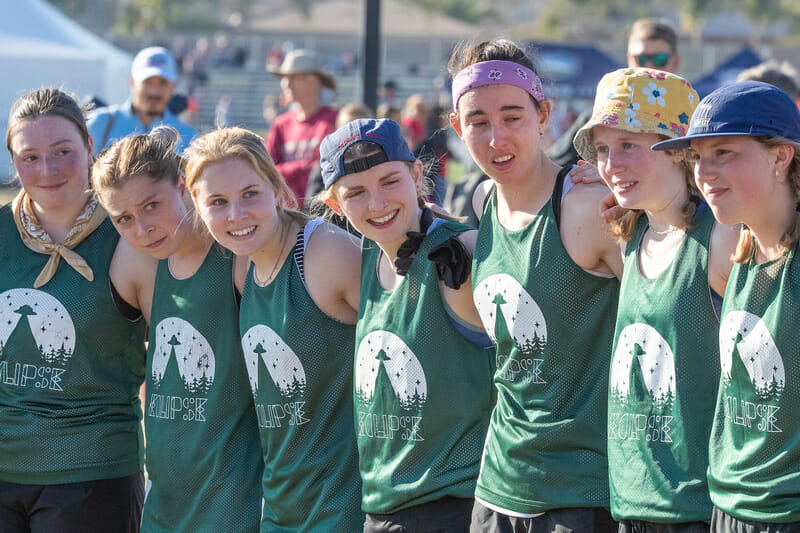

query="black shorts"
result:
[470,500,618,533]
[0,472,144,533]
[711,507,800,533]
[365,496,474,533]
[618,519,709,533]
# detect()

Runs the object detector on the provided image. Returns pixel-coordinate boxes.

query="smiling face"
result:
[330,160,423,249]
[191,157,280,256]
[689,136,789,226]
[593,126,687,211]
[10,115,93,213]
[451,83,550,186]
[100,175,189,259]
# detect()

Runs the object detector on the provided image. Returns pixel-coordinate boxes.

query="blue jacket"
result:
[87,98,197,155]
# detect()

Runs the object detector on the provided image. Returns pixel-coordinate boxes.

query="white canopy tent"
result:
[0,0,132,179]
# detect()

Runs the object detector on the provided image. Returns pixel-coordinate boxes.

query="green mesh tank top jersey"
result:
[142,243,262,532]
[238,219,363,532]
[608,206,718,522]
[0,206,146,484]
[471,178,619,515]
[355,218,495,515]
[709,239,800,523]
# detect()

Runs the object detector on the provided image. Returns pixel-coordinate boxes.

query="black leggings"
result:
[0,472,144,533]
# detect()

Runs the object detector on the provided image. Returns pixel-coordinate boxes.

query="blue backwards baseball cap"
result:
[653,81,800,151]
[320,119,416,189]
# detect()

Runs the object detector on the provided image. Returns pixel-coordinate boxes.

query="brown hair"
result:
[447,38,543,113]
[733,136,800,263]
[93,126,183,202]
[6,88,89,154]
[608,142,698,242]
[183,127,307,224]
[628,18,678,53]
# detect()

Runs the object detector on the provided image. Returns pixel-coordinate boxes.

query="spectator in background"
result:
[627,17,681,72]
[401,94,429,152]
[88,46,197,154]
[379,80,399,107]
[737,60,800,103]
[265,49,338,206]
[305,103,373,203]
[548,17,681,168]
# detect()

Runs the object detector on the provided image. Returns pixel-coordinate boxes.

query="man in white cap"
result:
[265,49,338,205]
[88,46,197,154]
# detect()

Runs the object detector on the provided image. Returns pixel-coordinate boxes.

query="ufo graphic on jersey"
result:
[473,273,547,359]
[242,324,307,401]
[610,323,677,409]
[151,317,215,394]
[0,288,75,366]
[355,330,427,414]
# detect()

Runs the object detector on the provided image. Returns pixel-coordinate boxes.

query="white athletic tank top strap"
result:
[294,217,326,285]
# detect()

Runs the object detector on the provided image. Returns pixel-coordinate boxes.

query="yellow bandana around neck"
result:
[12,189,107,288]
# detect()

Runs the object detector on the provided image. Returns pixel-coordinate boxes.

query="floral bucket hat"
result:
[573,67,699,163]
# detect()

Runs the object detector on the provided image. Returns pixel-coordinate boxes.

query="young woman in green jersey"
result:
[448,39,622,531]
[183,127,364,532]
[653,81,800,531]
[92,126,263,533]
[0,88,154,532]
[573,68,739,531]
[317,118,495,532]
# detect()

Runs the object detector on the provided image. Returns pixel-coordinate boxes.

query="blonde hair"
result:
[733,136,800,263]
[183,127,307,225]
[93,126,183,199]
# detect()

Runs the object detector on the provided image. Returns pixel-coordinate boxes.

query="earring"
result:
[539,131,544,137]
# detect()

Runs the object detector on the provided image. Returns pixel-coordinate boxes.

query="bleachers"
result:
[193,65,448,133]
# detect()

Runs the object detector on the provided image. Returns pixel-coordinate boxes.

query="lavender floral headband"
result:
[451,60,545,111]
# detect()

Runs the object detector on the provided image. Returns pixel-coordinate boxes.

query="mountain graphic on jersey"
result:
[473,273,547,358]
[151,317,215,394]
[0,289,75,366]
[720,311,785,403]
[241,324,307,401]
[610,323,677,410]
[355,330,427,414]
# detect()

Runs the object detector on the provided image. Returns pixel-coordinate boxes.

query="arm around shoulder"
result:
[109,239,158,324]
[561,182,623,278]
[303,222,362,324]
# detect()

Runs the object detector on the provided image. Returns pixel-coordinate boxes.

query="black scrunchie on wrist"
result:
[394,208,434,276]
[428,236,471,289]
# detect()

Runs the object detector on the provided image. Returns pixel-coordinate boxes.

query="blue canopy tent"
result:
[692,47,763,98]
[524,42,625,99]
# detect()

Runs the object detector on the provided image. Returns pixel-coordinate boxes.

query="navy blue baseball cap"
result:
[320,118,416,189]
[652,81,800,151]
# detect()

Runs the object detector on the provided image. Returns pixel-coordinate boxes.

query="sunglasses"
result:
[635,53,671,68]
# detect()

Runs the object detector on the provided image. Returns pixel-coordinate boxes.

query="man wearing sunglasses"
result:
[627,17,681,73]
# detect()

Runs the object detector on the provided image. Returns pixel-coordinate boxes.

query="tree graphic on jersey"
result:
[610,341,674,411]
[357,349,426,415]
[5,304,73,366]
[493,293,545,358]
[726,332,784,403]
[252,342,307,401]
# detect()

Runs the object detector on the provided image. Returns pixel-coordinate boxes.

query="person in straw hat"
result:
[265,49,338,206]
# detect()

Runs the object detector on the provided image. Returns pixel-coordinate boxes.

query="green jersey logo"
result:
[0,289,74,391]
[719,311,784,434]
